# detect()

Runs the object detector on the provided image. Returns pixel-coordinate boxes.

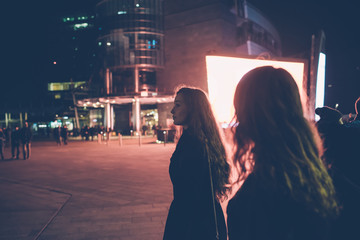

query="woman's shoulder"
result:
[178,130,203,149]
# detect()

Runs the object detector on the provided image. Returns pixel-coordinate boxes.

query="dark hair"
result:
[175,87,231,200]
[355,96,360,120]
[232,66,338,218]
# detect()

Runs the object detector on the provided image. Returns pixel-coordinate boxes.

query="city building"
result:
[44,0,283,135]
[79,0,173,134]
[34,6,99,135]
[156,0,282,127]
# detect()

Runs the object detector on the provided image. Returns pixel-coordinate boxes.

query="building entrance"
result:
[141,109,158,136]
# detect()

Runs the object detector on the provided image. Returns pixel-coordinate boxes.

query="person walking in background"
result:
[61,125,68,145]
[20,122,32,160]
[227,66,339,240]
[53,125,62,146]
[11,126,21,159]
[89,126,95,141]
[163,87,230,240]
[0,128,5,160]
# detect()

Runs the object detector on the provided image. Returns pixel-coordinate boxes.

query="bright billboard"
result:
[206,56,306,124]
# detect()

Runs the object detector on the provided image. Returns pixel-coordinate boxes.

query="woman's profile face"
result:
[171,93,189,127]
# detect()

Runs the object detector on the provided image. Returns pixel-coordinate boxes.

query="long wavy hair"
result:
[232,66,338,218]
[175,87,231,200]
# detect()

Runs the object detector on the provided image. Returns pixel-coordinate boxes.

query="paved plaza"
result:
[0,137,176,240]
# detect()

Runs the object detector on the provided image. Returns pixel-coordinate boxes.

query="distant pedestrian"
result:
[89,127,95,141]
[2,127,10,147]
[83,125,90,141]
[152,125,157,136]
[0,128,5,160]
[11,126,21,159]
[61,125,68,145]
[142,125,148,135]
[53,126,62,146]
[20,122,32,160]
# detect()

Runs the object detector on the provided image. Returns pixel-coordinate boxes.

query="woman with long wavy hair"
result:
[227,66,339,240]
[163,86,230,240]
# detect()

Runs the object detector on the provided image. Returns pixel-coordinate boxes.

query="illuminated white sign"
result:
[206,56,305,123]
[315,52,326,120]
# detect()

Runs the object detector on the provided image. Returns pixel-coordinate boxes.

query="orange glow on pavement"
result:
[206,56,305,123]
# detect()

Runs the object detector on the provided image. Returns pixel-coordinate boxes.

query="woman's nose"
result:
[171,108,175,114]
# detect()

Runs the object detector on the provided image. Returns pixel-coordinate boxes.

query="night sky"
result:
[2,0,359,114]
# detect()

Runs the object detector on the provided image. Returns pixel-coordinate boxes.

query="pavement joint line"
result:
[0,177,73,240]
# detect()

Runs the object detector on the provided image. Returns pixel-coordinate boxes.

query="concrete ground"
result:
[0,136,176,240]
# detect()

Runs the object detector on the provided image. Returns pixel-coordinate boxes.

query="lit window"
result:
[106,42,111,46]
[55,94,61,99]
[98,42,102,46]
[136,3,140,7]
[117,11,127,14]
[73,23,88,30]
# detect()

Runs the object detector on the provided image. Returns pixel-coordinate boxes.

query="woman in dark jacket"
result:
[163,87,230,240]
[227,66,339,240]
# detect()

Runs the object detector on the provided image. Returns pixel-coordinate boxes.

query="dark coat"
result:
[163,130,227,240]
[20,126,32,144]
[227,173,331,240]
[0,131,5,146]
[11,129,21,146]
[317,119,360,239]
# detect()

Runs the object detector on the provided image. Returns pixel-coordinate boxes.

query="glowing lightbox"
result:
[206,56,306,123]
[315,52,326,121]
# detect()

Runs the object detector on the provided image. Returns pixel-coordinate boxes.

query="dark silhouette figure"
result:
[163,87,230,240]
[20,122,32,160]
[61,125,68,145]
[141,125,148,135]
[11,126,21,159]
[53,126,62,146]
[0,128,5,160]
[227,66,339,240]
[89,127,95,141]
[84,126,90,141]
[316,97,360,240]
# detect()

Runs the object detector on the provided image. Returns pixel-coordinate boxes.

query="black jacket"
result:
[163,130,227,240]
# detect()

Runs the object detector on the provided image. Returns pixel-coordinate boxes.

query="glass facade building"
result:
[96,0,164,94]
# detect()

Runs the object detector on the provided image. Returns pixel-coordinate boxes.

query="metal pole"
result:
[5,113,8,128]
[118,133,123,146]
[105,102,111,131]
[138,131,142,146]
[20,112,23,127]
[72,92,80,130]
[134,66,139,93]
[134,97,141,133]
[309,34,316,120]
[98,133,101,144]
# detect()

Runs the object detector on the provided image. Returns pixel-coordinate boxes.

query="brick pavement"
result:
[0,137,176,240]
